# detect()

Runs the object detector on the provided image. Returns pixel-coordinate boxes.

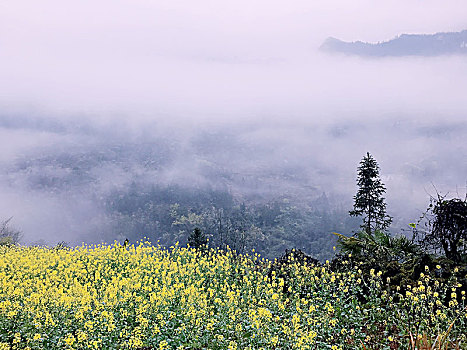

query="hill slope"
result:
[320,30,467,57]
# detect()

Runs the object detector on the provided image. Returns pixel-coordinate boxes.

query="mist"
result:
[0,0,466,248]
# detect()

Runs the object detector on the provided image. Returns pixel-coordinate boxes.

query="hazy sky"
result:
[1,0,466,122]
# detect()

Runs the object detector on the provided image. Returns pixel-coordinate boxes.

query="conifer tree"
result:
[350,152,392,235]
[188,227,208,250]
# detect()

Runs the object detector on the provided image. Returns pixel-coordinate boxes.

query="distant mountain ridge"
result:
[320,30,467,57]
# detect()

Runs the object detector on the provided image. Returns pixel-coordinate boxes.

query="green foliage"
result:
[349,152,392,234]
[107,185,359,261]
[333,229,467,302]
[188,227,207,250]
[0,236,15,247]
[335,230,421,263]
[425,197,467,263]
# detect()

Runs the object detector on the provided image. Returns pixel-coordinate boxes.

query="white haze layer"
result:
[0,0,466,244]
[1,0,466,121]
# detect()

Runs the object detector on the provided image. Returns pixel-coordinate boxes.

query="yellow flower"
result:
[13,333,21,344]
[159,340,169,349]
[271,336,279,345]
[64,333,75,346]
[77,330,87,342]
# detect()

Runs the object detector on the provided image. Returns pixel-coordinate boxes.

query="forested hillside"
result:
[321,29,467,56]
[1,115,466,260]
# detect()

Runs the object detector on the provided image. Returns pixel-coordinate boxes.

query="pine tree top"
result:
[350,152,392,234]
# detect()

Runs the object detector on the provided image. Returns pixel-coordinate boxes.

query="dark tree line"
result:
[105,184,359,260]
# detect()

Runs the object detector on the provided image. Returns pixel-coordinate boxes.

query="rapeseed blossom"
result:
[0,242,465,349]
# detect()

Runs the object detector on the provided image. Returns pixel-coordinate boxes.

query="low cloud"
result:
[0,0,466,243]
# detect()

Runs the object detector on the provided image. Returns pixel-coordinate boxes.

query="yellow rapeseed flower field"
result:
[0,242,465,349]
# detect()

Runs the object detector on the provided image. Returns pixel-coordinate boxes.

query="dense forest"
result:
[105,184,359,260]
[1,115,467,263]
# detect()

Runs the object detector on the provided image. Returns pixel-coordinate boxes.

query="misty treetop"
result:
[106,184,359,261]
[350,152,392,234]
[2,115,466,249]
